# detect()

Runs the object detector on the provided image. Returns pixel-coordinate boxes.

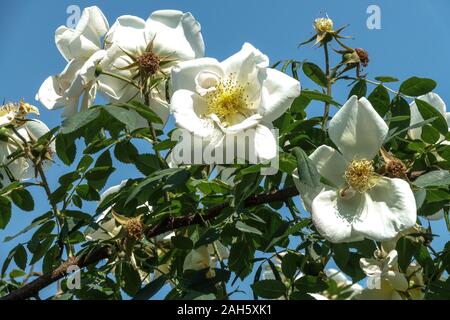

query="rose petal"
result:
[329,96,388,161]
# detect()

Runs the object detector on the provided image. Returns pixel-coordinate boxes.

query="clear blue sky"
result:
[0,0,449,299]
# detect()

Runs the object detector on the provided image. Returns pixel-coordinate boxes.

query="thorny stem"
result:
[35,162,73,258]
[144,93,166,168]
[321,42,332,131]
[144,92,170,203]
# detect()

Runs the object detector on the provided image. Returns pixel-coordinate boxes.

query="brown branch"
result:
[1,186,299,300]
[1,247,110,300]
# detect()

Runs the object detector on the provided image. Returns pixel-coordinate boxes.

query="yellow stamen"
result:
[344,159,379,193]
[205,76,251,126]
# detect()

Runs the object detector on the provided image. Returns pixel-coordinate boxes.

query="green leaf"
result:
[348,80,367,99]
[301,89,340,106]
[29,237,54,264]
[120,101,163,124]
[61,108,101,134]
[399,77,436,96]
[55,134,76,165]
[412,170,450,188]
[154,139,177,152]
[194,228,221,249]
[228,241,254,279]
[125,168,183,205]
[0,196,12,229]
[86,150,115,190]
[293,147,321,189]
[421,125,440,144]
[368,85,390,116]
[302,62,327,87]
[76,155,94,172]
[120,262,142,296]
[290,95,311,114]
[59,171,81,186]
[415,99,448,135]
[42,245,61,274]
[13,244,27,270]
[10,188,34,211]
[85,166,115,182]
[281,253,298,279]
[396,237,414,272]
[389,96,411,133]
[114,140,138,164]
[294,275,328,293]
[171,236,194,250]
[132,276,166,300]
[374,76,399,83]
[235,221,262,236]
[251,280,286,299]
[1,247,16,276]
[76,184,100,201]
[3,211,51,242]
[102,105,143,131]
[133,154,160,175]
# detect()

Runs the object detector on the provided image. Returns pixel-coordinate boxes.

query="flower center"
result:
[206,77,251,125]
[136,51,160,75]
[344,159,379,193]
[314,17,334,33]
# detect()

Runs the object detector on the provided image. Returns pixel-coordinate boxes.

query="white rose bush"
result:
[0,8,449,301]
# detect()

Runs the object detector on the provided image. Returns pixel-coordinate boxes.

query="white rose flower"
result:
[358,249,424,300]
[36,6,109,117]
[183,242,229,278]
[294,96,416,243]
[97,10,205,125]
[409,92,449,142]
[409,92,449,221]
[170,43,300,164]
[0,102,54,186]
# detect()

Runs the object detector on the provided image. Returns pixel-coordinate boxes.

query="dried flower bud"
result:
[385,159,407,178]
[355,48,369,67]
[123,217,143,241]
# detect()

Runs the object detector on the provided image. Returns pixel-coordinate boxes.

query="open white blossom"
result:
[170,43,300,163]
[409,92,449,221]
[98,10,205,125]
[183,242,229,278]
[409,92,450,143]
[0,102,54,186]
[294,96,416,243]
[358,250,424,300]
[36,6,109,117]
